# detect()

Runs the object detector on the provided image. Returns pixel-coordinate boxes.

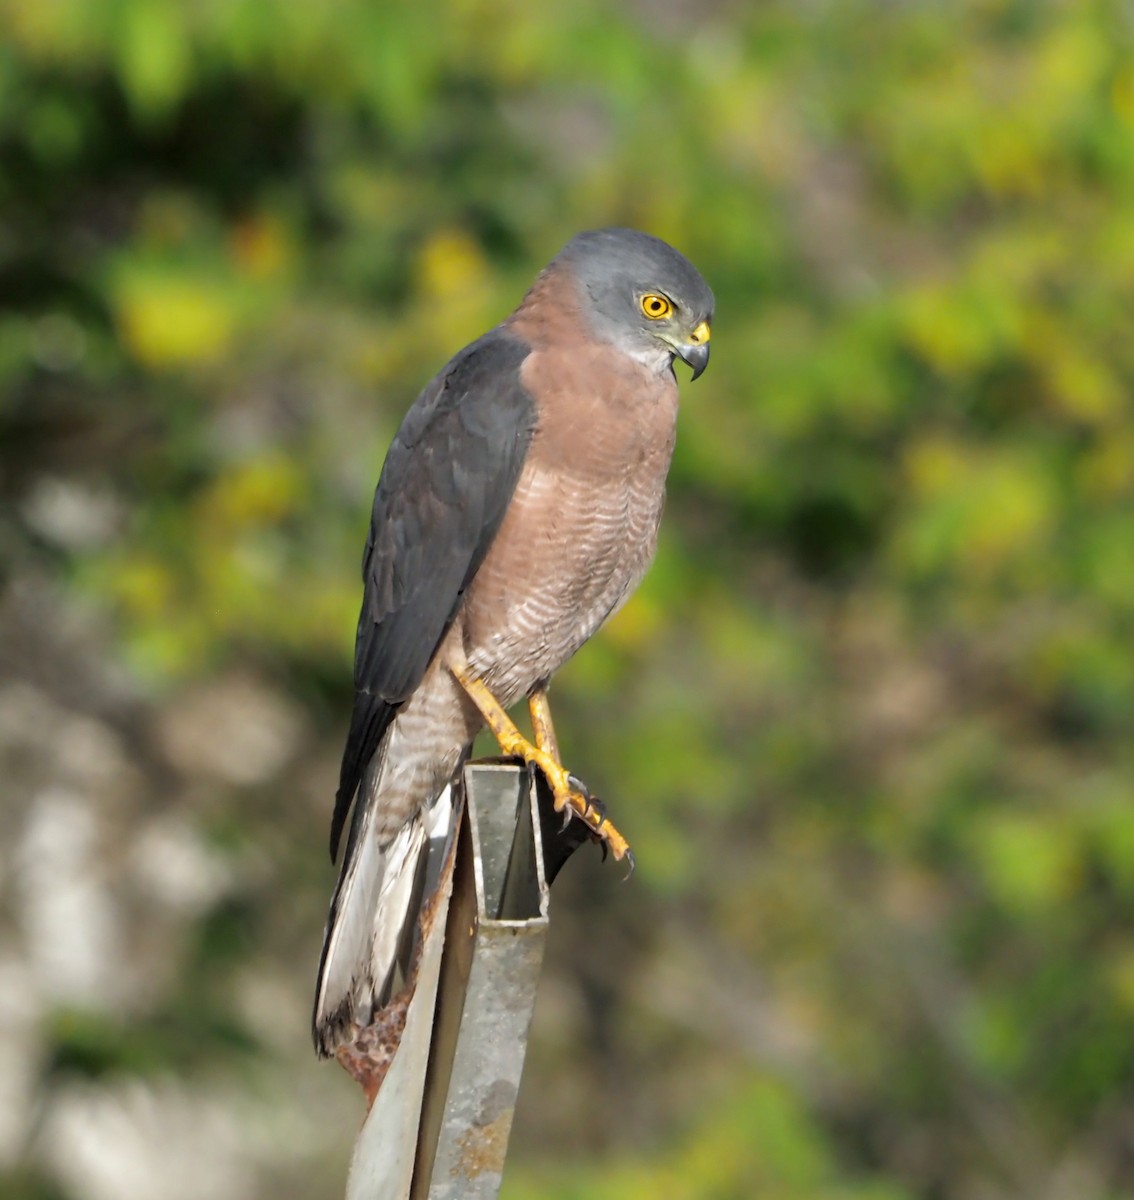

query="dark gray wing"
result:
[329,330,537,860]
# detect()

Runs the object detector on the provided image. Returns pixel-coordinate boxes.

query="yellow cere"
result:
[690,320,711,344]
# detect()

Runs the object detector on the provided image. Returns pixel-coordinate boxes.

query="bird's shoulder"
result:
[392,327,536,452]
[361,325,539,604]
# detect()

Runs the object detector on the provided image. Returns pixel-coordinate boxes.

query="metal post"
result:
[344,762,572,1200]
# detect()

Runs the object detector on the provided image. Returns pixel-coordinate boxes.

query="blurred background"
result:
[2,1,1133,1197]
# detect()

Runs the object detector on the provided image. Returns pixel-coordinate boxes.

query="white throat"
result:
[623,342,674,375]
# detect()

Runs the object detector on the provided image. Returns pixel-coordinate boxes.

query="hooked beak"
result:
[675,319,711,380]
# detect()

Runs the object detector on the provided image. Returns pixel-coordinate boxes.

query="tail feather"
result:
[312,757,458,1057]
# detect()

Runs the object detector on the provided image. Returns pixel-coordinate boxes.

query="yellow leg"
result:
[450,663,631,862]
[528,687,560,761]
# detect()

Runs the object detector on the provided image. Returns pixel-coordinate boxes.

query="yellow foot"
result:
[451,665,632,864]
[528,687,560,762]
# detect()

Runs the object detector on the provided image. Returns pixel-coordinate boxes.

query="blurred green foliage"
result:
[3,0,1134,1197]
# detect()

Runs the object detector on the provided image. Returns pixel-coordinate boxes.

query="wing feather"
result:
[329,330,536,860]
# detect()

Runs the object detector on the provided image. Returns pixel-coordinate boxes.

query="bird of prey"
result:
[313,227,713,1056]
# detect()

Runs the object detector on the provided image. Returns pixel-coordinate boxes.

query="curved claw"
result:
[562,789,607,835]
[583,793,607,825]
[621,849,636,880]
[566,773,591,801]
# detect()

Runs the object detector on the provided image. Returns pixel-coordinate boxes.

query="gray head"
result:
[555,228,715,379]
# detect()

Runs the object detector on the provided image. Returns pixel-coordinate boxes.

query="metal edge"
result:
[417,764,552,1199]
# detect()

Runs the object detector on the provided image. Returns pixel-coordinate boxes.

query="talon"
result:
[567,773,591,801]
[621,849,636,880]
[449,660,634,871]
[600,840,609,863]
[584,793,607,826]
[560,806,574,833]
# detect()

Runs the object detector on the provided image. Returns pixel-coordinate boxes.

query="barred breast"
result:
[461,340,679,706]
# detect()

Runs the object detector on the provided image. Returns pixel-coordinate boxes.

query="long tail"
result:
[312,742,457,1057]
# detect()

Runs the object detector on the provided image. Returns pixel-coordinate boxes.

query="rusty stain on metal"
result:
[453,1108,511,1180]
[335,999,408,1106]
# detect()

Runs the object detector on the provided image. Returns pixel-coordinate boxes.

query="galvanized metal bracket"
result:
[345,762,583,1200]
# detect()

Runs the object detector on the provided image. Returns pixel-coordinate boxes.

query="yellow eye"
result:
[640,293,673,320]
